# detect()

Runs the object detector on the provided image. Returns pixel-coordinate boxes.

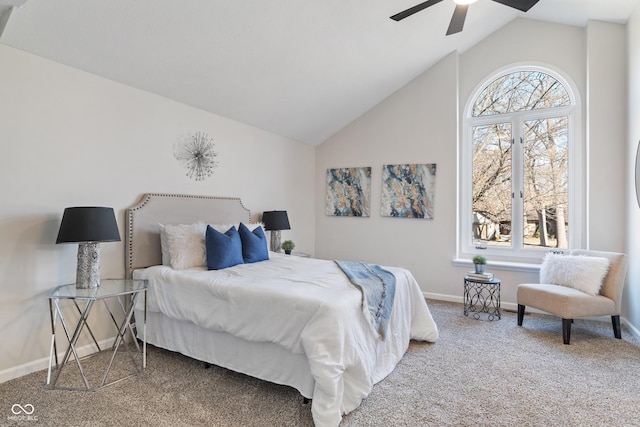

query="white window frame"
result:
[458,64,584,267]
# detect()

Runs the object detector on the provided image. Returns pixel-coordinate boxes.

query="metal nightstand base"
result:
[46,279,147,391]
[463,276,501,321]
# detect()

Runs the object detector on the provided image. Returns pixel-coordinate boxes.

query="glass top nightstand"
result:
[49,279,147,300]
[46,278,148,391]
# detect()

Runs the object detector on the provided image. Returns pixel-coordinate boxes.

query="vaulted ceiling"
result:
[1,0,638,145]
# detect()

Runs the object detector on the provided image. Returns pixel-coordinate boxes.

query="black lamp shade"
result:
[262,210,291,231]
[56,207,121,244]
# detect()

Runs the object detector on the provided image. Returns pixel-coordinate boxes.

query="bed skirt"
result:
[135,309,316,398]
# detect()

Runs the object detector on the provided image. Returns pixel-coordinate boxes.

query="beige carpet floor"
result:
[2,299,640,426]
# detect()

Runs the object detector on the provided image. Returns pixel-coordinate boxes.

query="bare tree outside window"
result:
[472,123,512,246]
[471,71,571,250]
[472,71,570,117]
[523,117,568,249]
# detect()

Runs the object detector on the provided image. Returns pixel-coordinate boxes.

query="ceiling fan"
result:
[390,0,540,36]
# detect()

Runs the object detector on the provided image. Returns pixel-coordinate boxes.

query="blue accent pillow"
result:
[205,225,244,270]
[238,223,269,263]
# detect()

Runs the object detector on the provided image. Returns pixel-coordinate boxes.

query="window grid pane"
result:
[523,117,569,249]
[472,123,512,248]
[472,71,571,117]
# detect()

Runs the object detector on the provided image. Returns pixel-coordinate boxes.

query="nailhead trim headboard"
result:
[125,193,250,278]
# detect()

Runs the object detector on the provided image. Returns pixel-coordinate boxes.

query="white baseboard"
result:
[0,338,114,384]
[622,317,640,339]
[424,292,640,341]
[423,292,462,304]
[424,292,519,312]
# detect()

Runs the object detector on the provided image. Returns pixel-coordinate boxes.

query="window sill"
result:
[452,258,541,273]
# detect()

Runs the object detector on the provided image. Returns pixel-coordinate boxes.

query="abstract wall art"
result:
[326,167,371,217]
[381,163,436,218]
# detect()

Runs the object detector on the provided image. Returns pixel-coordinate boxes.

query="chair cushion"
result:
[539,254,609,296]
[517,283,616,318]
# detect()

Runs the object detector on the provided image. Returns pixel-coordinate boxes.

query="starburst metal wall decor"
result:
[174,132,219,181]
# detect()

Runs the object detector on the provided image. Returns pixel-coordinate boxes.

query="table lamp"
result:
[56,207,121,289]
[262,210,290,252]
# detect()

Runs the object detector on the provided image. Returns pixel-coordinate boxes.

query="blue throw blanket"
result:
[335,260,396,340]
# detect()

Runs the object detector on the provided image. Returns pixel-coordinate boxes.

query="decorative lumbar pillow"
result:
[539,254,610,296]
[238,222,269,263]
[206,225,244,270]
[162,222,207,270]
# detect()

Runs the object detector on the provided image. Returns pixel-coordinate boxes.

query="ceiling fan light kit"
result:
[391,0,540,35]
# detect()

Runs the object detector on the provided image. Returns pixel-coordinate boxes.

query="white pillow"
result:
[161,222,207,270]
[208,223,264,233]
[245,222,265,232]
[539,254,610,296]
[159,224,171,266]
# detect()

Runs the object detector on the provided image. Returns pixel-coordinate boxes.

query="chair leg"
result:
[517,305,525,326]
[612,315,622,339]
[562,318,572,345]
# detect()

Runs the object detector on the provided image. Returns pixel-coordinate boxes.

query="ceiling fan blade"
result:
[390,0,445,21]
[446,4,468,35]
[491,0,539,13]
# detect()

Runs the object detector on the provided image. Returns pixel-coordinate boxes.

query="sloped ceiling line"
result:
[0,0,637,145]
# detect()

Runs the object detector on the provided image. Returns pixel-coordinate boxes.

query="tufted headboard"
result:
[125,193,250,277]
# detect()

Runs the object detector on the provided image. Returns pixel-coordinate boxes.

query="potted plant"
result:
[281,240,295,255]
[472,255,487,274]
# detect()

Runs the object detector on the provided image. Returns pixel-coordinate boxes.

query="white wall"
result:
[316,19,631,323]
[625,4,640,332]
[586,21,627,253]
[315,52,459,302]
[0,44,315,380]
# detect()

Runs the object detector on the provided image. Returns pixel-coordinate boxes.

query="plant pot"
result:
[474,263,485,274]
[285,250,292,255]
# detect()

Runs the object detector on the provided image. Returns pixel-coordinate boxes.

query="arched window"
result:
[460,67,582,264]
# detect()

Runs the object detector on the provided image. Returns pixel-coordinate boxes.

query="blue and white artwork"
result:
[326,167,371,217]
[381,163,436,218]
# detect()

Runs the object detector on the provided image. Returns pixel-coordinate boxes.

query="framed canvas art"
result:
[381,163,436,218]
[326,167,371,217]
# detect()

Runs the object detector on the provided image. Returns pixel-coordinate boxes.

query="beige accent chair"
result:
[517,249,628,345]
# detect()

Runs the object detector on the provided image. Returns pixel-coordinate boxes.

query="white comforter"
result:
[134,253,438,426]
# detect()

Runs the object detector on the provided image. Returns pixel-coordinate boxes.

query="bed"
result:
[126,193,438,426]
